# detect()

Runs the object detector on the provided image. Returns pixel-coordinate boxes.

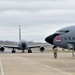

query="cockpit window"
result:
[65,30,69,33]
[55,30,69,34]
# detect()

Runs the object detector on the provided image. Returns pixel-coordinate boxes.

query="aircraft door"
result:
[67,43,74,50]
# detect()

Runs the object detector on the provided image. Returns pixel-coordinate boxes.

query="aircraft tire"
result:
[14,50,16,53]
[12,50,14,53]
[12,50,16,53]
[30,50,32,53]
[28,50,32,53]
[22,50,24,53]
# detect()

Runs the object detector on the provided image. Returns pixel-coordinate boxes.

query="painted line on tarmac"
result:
[0,58,4,75]
[18,56,72,75]
[36,61,72,75]
[27,58,72,75]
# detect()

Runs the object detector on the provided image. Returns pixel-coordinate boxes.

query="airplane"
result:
[0,25,45,53]
[45,26,75,51]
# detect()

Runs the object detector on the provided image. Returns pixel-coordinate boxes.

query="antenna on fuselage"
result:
[19,25,21,41]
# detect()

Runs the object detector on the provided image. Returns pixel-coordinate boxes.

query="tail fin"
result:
[19,25,21,41]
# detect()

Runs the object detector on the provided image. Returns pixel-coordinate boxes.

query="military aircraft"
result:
[0,25,44,53]
[45,26,75,50]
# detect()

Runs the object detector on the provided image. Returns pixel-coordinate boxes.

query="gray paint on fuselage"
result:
[18,40,28,50]
[53,26,75,49]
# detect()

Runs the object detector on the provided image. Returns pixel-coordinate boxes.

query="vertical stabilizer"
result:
[19,25,21,41]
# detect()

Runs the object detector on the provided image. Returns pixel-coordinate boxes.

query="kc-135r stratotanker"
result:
[0,25,44,53]
[45,26,75,50]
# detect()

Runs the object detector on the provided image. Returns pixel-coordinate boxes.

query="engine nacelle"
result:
[0,47,5,52]
[40,46,45,52]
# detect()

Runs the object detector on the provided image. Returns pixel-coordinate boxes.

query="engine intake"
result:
[0,47,5,52]
[40,47,45,52]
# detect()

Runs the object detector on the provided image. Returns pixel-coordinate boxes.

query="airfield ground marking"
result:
[18,56,72,75]
[0,58,4,75]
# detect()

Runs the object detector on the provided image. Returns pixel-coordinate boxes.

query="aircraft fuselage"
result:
[45,26,75,50]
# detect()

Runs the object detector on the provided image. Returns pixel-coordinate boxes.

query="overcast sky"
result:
[0,0,75,42]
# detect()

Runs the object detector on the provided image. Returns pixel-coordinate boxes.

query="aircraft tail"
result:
[19,25,21,41]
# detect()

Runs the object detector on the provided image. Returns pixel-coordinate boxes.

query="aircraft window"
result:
[68,37,71,40]
[65,30,69,33]
[72,37,75,40]
[64,37,67,40]
[56,30,69,34]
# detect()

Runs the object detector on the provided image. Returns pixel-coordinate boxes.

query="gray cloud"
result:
[0,0,75,11]
[0,0,74,42]
[0,10,75,25]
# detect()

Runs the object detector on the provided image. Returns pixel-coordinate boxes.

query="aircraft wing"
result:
[28,44,51,48]
[3,45,19,49]
[28,44,51,52]
[28,45,41,48]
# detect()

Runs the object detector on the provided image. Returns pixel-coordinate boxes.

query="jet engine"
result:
[0,47,5,52]
[40,46,45,52]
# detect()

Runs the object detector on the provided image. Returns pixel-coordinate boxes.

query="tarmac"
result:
[0,49,75,75]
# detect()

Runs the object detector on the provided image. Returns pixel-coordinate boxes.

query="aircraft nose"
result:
[22,43,26,48]
[45,33,59,44]
[45,34,54,44]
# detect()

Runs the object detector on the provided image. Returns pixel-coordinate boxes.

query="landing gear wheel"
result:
[12,50,16,53]
[53,46,57,50]
[22,50,25,53]
[28,50,32,53]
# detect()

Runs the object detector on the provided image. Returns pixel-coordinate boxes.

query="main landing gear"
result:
[12,49,16,53]
[22,50,32,53]
[11,49,32,53]
[22,50,25,53]
[28,49,32,53]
